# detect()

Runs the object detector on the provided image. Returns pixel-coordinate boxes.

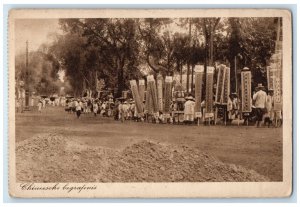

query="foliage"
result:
[23,17,280,96]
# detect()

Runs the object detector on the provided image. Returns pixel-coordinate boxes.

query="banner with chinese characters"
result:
[273,73,282,111]
[205,66,214,117]
[163,76,173,114]
[194,65,204,116]
[145,82,153,114]
[241,71,252,113]
[267,65,276,90]
[130,80,143,114]
[147,75,159,113]
[157,74,164,112]
[222,67,230,105]
[138,79,145,102]
[215,64,226,104]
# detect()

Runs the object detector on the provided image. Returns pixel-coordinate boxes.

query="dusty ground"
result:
[15,106,283,182]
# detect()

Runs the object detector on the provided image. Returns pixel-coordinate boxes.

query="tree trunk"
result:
[180,63,183,84]
[191,64,195,94]
[209,32,214,66]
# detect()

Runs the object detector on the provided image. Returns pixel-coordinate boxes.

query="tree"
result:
[137,18,174,76]
[15,49,61,96]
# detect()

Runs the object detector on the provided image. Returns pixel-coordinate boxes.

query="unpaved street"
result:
[15,107,283,182]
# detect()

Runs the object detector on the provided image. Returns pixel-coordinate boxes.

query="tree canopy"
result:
[16,17,280,97]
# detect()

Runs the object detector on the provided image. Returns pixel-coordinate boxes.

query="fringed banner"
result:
[157,74,164,112]
[163,76,173,114]
[194,65,204,117]
[129,80,143,114]
[215,64,226,104]
[241,71,252,112]
[205,66,214,117]
[222,67,230,105]
[138,79,145,102]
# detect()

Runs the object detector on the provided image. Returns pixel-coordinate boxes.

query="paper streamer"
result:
[130,80,143,114]
[205,66,214,116]
[194,65,204,114]
[241,71,252,112]
[163,76,173,114]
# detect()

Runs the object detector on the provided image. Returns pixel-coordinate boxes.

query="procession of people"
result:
[35,79,280,128]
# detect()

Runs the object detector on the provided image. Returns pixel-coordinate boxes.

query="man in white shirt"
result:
[75,99,82,118]
[253,83,267,127]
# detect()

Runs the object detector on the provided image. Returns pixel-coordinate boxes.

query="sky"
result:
[13,18,199,81]
[14,19,61,55]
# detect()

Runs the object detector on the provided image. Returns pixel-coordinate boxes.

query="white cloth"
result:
[184,100,195,121]
[38,102,42,111]
[93,103,98,113]
[253,90,267,109]
[75,101,82,111]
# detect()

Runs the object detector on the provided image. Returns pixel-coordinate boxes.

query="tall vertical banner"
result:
[267,65,276,90]
[145,82,153,114]
[157,74,164,112]
[215,64,226,104]
[222,67,230,105]
[241,71,252,113]
[147,75,159,113]
[138,79,145,102]
[194,65,204,116]
[130,80,143,113]
[163,76,173,114]
[272,39,282,111]
[205,66,214,118]
[273,70,282,111]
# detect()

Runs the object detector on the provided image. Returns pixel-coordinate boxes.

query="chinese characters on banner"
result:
[215,64,226,104]
[205,66,214,118]
[163,76,173,114]
[241,71,252,113]
[194,65,204,118]
[222,67,230,105]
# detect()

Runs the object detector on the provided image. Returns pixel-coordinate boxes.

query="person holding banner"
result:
[253,83,267,127]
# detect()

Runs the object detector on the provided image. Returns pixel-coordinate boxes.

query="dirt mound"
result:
[16,134,269,182]
[16,133,114,182]
[105,140,269,182]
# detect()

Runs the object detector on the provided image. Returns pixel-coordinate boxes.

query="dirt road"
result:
[15,106,283,181]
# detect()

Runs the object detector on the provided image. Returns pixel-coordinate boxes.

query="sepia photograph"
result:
[8,9,292,198]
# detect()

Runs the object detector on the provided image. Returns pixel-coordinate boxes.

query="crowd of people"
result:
[57,82,281,128]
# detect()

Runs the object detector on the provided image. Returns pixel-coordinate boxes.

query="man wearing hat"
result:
[253,83,267,127]
[184,95,195,124]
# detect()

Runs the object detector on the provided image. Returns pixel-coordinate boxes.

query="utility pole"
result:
[24,40,30,110]
[186,18,192,94]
